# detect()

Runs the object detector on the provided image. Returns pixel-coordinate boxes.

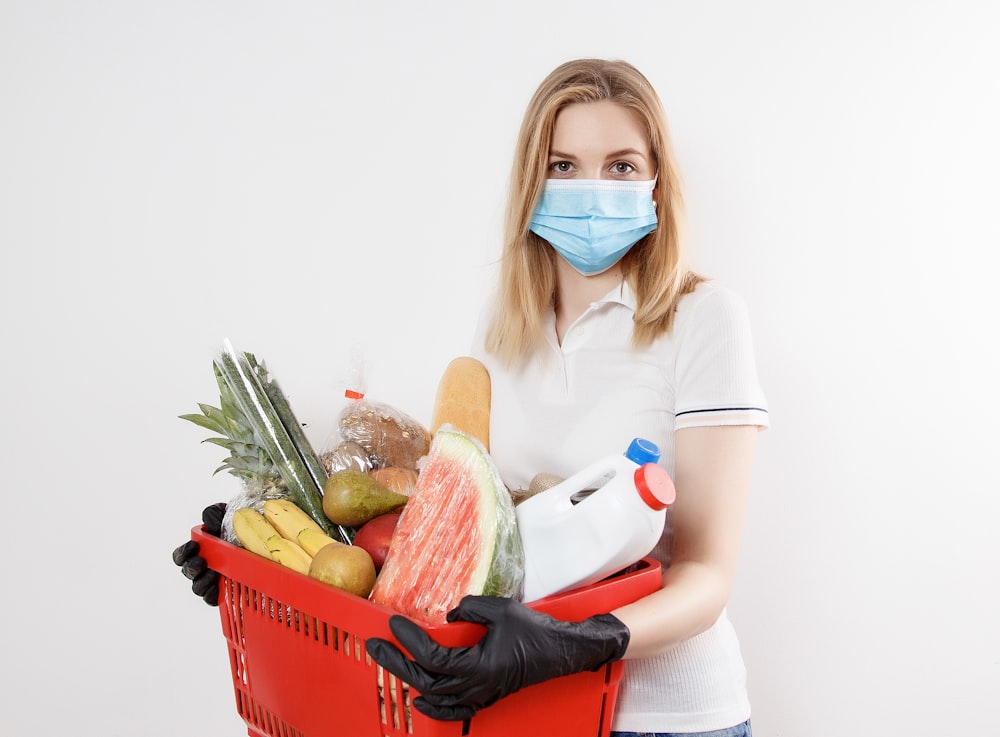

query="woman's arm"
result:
[614,424,758,659]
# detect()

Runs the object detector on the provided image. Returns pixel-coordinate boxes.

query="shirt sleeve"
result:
[673,285,769,430]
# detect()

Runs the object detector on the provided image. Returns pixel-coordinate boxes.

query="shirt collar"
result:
[595,280,637,312]
[542,280,637,350]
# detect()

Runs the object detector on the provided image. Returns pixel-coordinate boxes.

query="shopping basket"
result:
[192,525,661,737]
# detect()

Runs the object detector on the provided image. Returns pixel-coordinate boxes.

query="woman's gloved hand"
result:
[172,502,227,606]
[365,595,630,721]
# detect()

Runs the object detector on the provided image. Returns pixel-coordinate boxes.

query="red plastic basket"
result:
[193,526,661,737]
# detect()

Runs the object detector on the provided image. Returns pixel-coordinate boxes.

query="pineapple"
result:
[180,364,290,544]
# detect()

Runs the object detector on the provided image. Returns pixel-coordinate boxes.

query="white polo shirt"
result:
[473,279,769,732]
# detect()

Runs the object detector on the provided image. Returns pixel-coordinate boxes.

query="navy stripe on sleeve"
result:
[676,407,769,417]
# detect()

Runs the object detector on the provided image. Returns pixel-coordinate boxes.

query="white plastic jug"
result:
[515,439,676,602]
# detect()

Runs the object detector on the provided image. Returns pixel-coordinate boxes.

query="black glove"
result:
[172,502,227,606]
[365,595,630,721]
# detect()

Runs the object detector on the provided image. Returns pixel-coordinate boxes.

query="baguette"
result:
[430,357,491,450]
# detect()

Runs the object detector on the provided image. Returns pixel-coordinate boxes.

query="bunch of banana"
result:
[233,499,376,597]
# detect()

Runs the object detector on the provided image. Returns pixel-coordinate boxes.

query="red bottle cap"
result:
[634,463,676,510]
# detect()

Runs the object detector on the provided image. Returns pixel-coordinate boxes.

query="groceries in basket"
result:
[180,342,673,612]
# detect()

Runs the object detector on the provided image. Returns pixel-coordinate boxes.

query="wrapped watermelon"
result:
[371,427,524,624]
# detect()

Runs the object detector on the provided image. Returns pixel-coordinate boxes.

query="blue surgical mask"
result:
[529,178,658,276]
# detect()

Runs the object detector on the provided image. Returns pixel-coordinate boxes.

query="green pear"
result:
[323,469,409,527]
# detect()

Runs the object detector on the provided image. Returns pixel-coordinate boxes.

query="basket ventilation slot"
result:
[375,665,415,735]
[235,685,306,737]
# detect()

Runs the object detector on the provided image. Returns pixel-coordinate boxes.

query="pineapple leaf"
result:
[218,389,253,442]
[227,420,255,445]
[225,457,259,474]
[201,437,235,450]
[199,403,230,428]
[179,412,227,434]
[213,462,252,479]
[229,442,254,457]
[218,383,240,416]
[188,354,288,493]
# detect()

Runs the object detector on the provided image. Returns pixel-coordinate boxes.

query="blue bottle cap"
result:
[625,437,661,465]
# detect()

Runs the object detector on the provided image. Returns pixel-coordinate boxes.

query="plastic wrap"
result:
[319,439,372,476]
[369,466,419,496]
[214,341,347,543]
[330,345,431,471]
[338,396,432,471]
[370,427,525,624]
[220,477,290,546]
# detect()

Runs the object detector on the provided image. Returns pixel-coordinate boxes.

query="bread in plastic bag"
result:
[319,439,372,476]
[339,397,431,471]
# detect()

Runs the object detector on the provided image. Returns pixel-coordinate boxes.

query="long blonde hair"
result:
[485,58,702,366]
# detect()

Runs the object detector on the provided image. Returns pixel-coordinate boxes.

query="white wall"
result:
[2,2,997,735]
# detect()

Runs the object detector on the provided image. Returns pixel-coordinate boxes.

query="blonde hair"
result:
[485,58,703,366]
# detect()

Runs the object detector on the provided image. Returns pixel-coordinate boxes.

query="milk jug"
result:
[515,438,676,602]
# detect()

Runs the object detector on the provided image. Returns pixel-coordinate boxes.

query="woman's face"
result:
[547,100,654,181]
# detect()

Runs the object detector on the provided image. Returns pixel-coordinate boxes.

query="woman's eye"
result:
[612,161,636,174]
[549,161,574,173]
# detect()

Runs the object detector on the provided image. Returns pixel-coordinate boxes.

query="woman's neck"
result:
[553,258,624,344]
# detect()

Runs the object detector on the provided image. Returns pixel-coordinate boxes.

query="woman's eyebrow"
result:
[605,148,648,160]
[548,147,649,160]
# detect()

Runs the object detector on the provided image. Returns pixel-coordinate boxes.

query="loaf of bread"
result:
[339,399,432,471]
[430,356,491,450]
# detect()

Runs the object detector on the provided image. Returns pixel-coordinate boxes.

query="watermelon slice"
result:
[370,427,524,624]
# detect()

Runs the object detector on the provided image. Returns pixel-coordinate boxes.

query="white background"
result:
[2,2,998,735]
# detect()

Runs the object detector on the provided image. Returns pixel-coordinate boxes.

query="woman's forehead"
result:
[551,101,650,156]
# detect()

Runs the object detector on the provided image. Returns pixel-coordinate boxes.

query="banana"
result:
[265,535,313,575]
[263,497,340,554]
[233,506,315,575]
[263,498,327,541]
[297,527,342,557]
[232,508,280,559]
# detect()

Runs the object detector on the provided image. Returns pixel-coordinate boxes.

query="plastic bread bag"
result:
[339,395,432,471]
[370,426,525,624]
[319,439,372,476]
[331,346,431,471]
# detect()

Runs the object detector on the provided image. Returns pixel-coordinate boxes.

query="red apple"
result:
[352,511,402,572]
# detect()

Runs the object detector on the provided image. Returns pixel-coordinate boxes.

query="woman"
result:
[176,58,768,737]
[366,59,768,737]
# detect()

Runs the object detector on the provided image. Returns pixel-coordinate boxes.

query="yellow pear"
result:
[308,542,377,598]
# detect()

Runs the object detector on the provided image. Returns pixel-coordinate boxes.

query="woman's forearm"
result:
[613,559,734,659]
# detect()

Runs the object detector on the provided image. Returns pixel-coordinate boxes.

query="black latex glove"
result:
[172,502,227,606]
[365,595,630,721]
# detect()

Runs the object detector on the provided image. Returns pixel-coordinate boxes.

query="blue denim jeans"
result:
[611,719,752,737]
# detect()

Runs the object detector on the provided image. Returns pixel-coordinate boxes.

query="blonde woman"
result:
[367,59,768,737]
